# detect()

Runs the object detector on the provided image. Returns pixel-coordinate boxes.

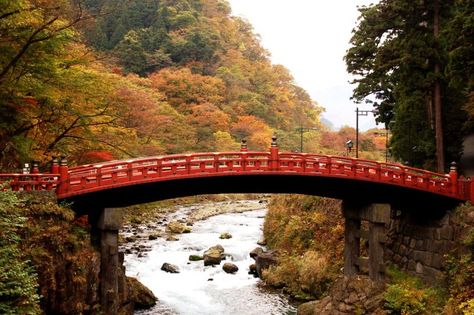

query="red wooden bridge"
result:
[1,138,473,209]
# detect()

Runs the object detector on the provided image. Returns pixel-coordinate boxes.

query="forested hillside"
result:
[0,0,324,171]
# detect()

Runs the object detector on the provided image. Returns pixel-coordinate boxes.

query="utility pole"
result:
[434,0,444,172]
[355,107,376,158]
[296,127,318,153]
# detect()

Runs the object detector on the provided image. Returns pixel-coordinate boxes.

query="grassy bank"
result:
[262,195,344,300]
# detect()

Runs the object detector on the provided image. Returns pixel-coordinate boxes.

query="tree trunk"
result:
[434,0,444,172]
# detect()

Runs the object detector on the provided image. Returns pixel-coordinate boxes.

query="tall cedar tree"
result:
[345,0,471,171]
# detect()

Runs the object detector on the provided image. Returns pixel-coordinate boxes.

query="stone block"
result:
[97,208,123,230]
[401,256,408,266]
[413,250,432,265]
[431,254,443,269]
[416,262,424,274]
[403,236,410,245]
[429,240,446,254]
[400,244,408,256]
[363,203,391,224]
[439,214,450,226]
[415,239,424,250]
[409,238,416,249]
[421,227,435,239]
[407,259,416,271]
[439,225,454,240]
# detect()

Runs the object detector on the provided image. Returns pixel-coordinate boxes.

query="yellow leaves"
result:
[149,67,226,110]
[213,131,240,151]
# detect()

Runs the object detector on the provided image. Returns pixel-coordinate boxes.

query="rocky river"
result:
[121,199,297,315]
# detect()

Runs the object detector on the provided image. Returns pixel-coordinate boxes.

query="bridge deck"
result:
[1,149,472,207]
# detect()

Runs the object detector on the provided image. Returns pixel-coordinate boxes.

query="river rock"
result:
[126,277,157,310]
[189,254,203,261]
[204,245,225,266]
[166,235,179,241]
[257,238,267,246]
[222,262,239,274]
[161,263,180,273]
[167,221,192,234]
[248,263,257,276]
[255,250,279,278]
[219,232,232,239]
[148,233,161,240]
[249,247,264,259]
[125,236,137,243]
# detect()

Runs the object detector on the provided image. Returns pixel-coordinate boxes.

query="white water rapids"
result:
[122,200,296,315]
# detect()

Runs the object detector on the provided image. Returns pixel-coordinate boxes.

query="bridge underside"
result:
[64,174,461,213]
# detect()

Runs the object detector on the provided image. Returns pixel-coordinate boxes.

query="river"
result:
[122,200,296,315]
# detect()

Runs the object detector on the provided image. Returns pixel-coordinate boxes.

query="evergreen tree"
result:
[345,0,470,170]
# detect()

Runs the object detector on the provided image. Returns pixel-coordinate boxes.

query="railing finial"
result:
[450,161,457,173]
[271,135,278,147]
[240,139,248,152]
[60,155,68,166]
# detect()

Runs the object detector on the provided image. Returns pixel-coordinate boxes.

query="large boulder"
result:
[203,245,225,266]
[167,221,192,234]
[255,250,279,278]
[222,262,239,274]
[126,277,157,310]
[161,263,180,273]
[297,276,386,315]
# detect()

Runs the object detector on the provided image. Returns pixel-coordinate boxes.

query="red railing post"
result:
[240,139,248,152]
[270,135,279,171]
[449,162,458,196]
[32,161,39,174]
[240,139,248,171]
[57,156,69,195]
[51,157,59,174]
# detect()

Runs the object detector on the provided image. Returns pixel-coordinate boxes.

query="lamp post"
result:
[355,107,376,158]
[296,127,318,153]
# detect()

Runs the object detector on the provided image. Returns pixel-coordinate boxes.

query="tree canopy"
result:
[345,0,472,170]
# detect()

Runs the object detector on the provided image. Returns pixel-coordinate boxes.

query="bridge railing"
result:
[0,174,59,191]
[0,140,471,202]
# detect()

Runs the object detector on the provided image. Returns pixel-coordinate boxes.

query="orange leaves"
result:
[231,115,273,150]
[187,103,230,132]
[149,68,226,110]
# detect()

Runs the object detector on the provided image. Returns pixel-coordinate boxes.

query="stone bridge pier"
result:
[88,208,125,315]
[342,201,391,281]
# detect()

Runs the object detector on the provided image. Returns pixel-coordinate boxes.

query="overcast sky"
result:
[228,0,379,130]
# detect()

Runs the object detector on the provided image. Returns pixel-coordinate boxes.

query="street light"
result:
[296,127,318,153]
[355,107,376,158]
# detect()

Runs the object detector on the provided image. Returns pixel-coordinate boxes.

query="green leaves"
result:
[0,190,40,314]
[345,0,470,169]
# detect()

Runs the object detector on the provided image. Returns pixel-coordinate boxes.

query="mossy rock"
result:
[189,255,203,261]
[219,232,232,239]
[126,277,157,310]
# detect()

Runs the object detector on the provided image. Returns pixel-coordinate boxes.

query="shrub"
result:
[0,189,40,314]
[263,195,343,299]
[384,267,444,315]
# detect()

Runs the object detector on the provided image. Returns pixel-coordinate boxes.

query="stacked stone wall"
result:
[384,207,467,284]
